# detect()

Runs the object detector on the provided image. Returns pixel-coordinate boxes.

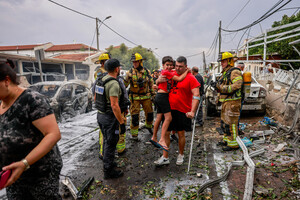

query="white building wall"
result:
[0,50,35,56]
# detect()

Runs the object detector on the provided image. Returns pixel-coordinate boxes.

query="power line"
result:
[225,0,251,29]
[48,0,95,19]
[278,7,300,12]
[48,0,140,47]
[291,7,300,16]
[222,31,238,44]
[100,23,139,46]
[152,50,161,58]
[90,27,97,48]
[206,30,219,57]
[222,0,292,33]
[236,27,251,53]
[186,51,204,58]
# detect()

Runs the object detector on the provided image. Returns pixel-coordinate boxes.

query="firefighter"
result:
[93,53,109,159]
[93,53,127,158]
[94,53,110,79]
[216,52,243,151]
[124,53,155,140]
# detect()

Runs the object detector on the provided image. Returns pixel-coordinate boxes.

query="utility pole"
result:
[95,16,111,51]
[218,20,222,72]
[218,21,222,56]
[202,51,207,72]
[96,18,99,50]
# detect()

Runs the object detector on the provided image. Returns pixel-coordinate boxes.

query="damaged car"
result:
[29,80,93,120]
[205,73,267,116]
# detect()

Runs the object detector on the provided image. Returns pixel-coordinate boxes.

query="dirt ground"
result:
[60,113,299,200]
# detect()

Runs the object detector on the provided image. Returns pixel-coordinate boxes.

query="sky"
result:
[0,0,299,70]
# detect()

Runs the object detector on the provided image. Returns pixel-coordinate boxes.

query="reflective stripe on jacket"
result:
[124,67,154,99]
[218,66,243,102]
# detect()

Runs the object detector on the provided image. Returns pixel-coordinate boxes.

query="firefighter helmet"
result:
[218,52,235,66]
[99,53,110,61]
[130,53,143,62]
[218,52,233,62]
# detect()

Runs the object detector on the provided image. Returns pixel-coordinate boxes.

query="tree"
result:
[107,44,159,71]
[249,11,300,69]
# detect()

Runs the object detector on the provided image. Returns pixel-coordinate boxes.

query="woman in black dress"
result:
[0,61,63,199]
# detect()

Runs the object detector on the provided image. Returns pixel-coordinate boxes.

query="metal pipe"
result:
[187,96,203,174]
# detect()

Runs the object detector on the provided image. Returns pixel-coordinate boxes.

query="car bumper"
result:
[216,98,266,112]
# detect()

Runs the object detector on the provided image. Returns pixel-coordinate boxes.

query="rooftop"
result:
[53,53,96,61]
[45,44,97,52]
[0,44,42,51]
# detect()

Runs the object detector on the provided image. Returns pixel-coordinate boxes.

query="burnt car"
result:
[29,80,93,120]
[205,73,267,116]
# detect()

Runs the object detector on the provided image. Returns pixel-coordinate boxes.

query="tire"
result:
[205,97,217,117]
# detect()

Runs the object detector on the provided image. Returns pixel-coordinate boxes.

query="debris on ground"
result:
[273,142,287,152]
[53,109,299,200]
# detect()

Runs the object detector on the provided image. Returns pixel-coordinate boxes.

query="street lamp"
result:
[96,16,112,50]
[148,48,158,52]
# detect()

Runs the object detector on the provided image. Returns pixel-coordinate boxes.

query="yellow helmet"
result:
[218,52,235,66]
[130,53,143,62]
[218,52,233,61]
[99,53,110,61]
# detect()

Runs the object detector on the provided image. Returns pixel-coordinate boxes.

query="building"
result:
[0,43,103,85]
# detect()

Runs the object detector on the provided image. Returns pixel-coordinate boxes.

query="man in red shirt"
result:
[154,56,200,166]
[150,56,188,151]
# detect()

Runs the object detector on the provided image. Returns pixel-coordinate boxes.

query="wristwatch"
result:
[21,159,30,171]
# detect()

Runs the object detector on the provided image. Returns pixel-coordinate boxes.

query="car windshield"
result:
[33,85,60,98]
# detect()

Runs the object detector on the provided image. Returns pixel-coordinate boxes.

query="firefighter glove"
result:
[120,124,126,135]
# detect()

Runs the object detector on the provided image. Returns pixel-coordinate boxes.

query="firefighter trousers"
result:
[221,99,241,148]
[99,112,126,156]
[130,99,153,136]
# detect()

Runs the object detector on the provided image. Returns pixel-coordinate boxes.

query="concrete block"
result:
[273,85,281,91]
[273,142,287,152]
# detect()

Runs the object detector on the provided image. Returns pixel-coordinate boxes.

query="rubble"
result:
[273,142,287,152]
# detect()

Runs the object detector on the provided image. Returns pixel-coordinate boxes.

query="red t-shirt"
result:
[169,72,200,113]
[158,70,175,92]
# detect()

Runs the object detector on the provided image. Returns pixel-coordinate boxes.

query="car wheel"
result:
[206,97,217,117]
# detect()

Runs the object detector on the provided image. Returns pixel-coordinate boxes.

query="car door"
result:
[57,83,73,112]
[73,84,88,112]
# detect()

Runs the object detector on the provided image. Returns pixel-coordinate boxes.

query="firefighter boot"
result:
[104,168,124,179]
[217,141,227,146]
[222,146,239,151]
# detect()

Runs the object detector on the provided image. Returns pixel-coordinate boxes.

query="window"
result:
[74,84,85,95]
[59,84,73,99]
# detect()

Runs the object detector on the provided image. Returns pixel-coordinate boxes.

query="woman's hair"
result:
[0,60,18,84]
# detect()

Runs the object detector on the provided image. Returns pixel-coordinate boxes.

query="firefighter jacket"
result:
[217,66,243,102]
[124,67,155,101]
[94,66,106,80]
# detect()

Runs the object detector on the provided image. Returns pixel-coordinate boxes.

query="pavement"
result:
[58,110,300,200]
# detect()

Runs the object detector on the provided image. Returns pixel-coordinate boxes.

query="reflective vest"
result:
[218,66,243,102]
[94,66,106,80]
[95,73,129,113]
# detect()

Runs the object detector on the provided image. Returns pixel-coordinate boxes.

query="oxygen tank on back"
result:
[243,71,251,98]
